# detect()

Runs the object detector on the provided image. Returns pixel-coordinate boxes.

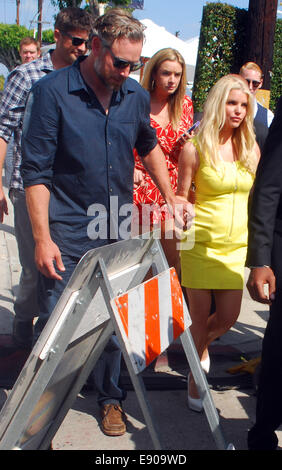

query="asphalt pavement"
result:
[0,176,281,453]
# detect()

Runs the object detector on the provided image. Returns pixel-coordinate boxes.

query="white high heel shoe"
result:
[187,373,203,412]
[201,354,210,374]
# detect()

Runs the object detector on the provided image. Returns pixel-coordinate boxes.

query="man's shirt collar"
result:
[67,55,137,100]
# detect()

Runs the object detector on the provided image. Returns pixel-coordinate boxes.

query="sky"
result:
[0,0,281,75]
[135,0,251,39]
[0,0,252,39]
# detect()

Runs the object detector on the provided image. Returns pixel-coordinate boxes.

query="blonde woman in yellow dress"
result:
[176,74,260,411]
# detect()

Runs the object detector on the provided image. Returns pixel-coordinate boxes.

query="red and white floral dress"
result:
[133,95,193,224]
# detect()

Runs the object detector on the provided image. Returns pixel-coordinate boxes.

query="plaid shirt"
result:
[0,51,54,191]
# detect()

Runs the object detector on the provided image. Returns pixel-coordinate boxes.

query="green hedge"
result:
[41,29,55,44]
[270,19,282,110]
[0,24,55,72]
[0,23,32,70]
[192,2,281,113]
[192,3,247,112]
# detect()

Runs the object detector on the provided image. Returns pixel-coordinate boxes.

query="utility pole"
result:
[37,0,43,46]
[247,0,278,89]
[16,0,20,25]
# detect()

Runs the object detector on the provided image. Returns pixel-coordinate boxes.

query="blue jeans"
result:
[35,253,126,406]
[9,189,39,322]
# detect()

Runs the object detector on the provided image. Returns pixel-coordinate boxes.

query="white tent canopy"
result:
[140,19,197,66]
[185,37,199,66]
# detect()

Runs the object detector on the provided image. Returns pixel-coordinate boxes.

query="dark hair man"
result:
[21,8,194,436]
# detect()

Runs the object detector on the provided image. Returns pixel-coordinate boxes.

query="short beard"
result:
[93,59,125,92]
[93,60,114,91]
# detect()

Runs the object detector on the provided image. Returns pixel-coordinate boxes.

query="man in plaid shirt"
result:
[3,37,41,203]
[0,7,92,348]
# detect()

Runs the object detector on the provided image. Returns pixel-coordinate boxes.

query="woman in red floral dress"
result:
[133,48,194,271]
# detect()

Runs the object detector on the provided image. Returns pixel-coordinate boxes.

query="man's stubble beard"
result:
[93,59,125,92]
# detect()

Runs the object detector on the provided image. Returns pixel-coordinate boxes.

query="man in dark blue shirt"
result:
[21,8,194,437]
[22,56,157,259]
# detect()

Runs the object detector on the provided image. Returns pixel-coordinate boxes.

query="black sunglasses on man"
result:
[62,31,89,47]
[101,38,143,72]
[245,78,261,89]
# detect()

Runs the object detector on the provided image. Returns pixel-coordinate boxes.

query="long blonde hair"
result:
[196,74,257,175]
[141,48,187,130]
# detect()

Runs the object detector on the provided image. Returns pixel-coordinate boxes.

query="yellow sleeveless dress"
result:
[180,139,254,289]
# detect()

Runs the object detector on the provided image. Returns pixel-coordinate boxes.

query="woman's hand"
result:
[177,130,194,146]
[134,168,145,188]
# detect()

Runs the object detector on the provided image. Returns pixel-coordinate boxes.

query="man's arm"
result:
[21,82,63,280]
[25,184,65,280]
[0,67,31,222]
[246,96,282,303]
[0,137,8,222]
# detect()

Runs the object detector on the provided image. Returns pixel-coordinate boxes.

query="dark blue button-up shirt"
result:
[21,56,157,258]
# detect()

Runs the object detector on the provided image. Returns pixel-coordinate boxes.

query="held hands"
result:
[166,194,195,231]
[247,266,276,305]
[35,239,65,280]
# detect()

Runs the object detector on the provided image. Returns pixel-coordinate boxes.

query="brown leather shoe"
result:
[100,404,126,436]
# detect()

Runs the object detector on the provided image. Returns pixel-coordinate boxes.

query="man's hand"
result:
[0,188,8,223]
[25,184,64,280]
[167,194,195,230]
[35,239,65,280]
[0,138,8,223]
[247,266,276,304]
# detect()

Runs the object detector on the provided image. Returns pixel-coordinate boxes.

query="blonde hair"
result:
[239,61,263,79]
[141,48,187,130]
[196,74,257,175]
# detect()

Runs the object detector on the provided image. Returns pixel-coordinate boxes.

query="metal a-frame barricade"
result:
[0,231,231,450]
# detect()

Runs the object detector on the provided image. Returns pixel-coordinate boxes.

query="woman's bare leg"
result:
[160,218,181,274]
[205,289,243,347]
[185,288,212,398]
[186,288,243,399]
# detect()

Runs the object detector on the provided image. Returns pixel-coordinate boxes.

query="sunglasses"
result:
[62,31,89,47]
[102,40,143,72]
[246,78,261,88]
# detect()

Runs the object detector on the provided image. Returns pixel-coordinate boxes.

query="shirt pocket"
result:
[110,119,137,148]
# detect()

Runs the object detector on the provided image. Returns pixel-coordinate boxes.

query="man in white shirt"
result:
[240,61,274,126]
[240,61,274,151]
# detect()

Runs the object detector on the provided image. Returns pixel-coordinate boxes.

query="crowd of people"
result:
[0,6,281,450]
